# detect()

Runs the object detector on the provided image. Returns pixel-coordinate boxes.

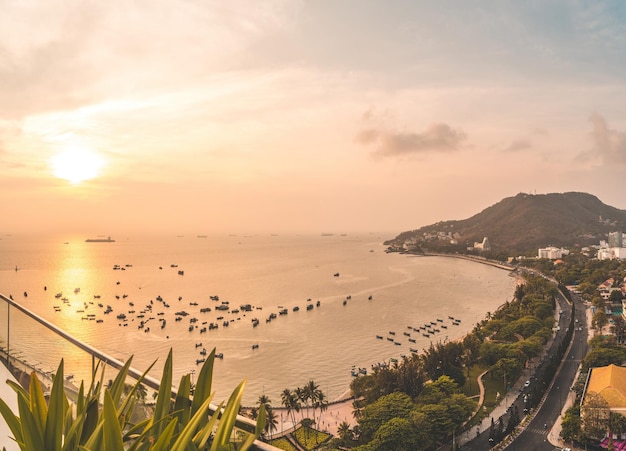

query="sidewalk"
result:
[455,367,527,447]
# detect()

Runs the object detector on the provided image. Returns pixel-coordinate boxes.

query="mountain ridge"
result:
[386,192,626,255]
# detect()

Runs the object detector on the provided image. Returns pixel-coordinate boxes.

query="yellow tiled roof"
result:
[587,365,626,409]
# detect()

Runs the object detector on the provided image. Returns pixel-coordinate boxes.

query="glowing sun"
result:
[51,149,104,184]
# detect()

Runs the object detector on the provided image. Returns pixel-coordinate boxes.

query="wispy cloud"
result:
[579,113,626,165]
[357,122,466,158]
[504,139,532,152]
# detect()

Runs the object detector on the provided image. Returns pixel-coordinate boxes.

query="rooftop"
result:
[586,364,626,412]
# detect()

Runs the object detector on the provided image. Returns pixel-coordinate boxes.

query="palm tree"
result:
[258,394,272,418]
[295,386,307,420]
[281,388,300,429]
[249,406,259,420]
[264,408,279,440]
[136,382,147,404]
[352,399,363,420]
[314,390,328,436]
[337,421,353,442]
[304,380,322,426]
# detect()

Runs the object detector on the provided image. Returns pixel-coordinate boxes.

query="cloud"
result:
[504,139,532,152]
[583,113,626,164]
[357,123,466,157]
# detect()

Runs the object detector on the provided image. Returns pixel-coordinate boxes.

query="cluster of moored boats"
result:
[367,316,463,368]
[41,263,371,369]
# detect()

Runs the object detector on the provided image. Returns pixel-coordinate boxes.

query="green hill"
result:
[385,192,626,255]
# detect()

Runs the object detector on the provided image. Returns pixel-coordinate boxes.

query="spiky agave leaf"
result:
[0,397,24,448]
[16,392,44,450]
[44,359,66,450]
[173,373,191,428]
[170,396,217,451]
[148,349,174,441]
[102,390,124,450]
[210,380,247,450]
[191,348,215,416]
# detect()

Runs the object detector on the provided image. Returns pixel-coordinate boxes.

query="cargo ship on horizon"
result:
[85,236,115,243]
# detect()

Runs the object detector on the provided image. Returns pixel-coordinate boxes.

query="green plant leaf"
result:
[191,348,215,416]
[109,355,134,407]
[116,359,156,426]
[61,410,85,451]
[82,420,104,450]
[102,390,124,450]
[210,379,246,450]
[80,396,100,445]
[6,380,29,404]
[45,359,66,450]
[150,417,178,451]
[28,372,47,439]
[126,416,173,451]
[16,391,45,450]
[171,395,216,451]
[150,348,174,440]
[123,417,151,446]
[174,373,191,427]
[0,397,24,447]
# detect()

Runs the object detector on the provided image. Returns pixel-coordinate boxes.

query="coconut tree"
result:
[295,386,308,420]
[337,421,353,441]
[281,388,300,429]
[258,394,273,421]
[304,380,322,425]
[264,408,279,440]
[314,390,328,425]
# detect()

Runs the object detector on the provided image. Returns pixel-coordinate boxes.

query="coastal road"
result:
[505,290,588,450]
[459,287,586,450]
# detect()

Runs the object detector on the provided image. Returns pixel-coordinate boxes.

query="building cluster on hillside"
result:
[535,231,626,261]
[393,230,463,252]
[597,231,626,260]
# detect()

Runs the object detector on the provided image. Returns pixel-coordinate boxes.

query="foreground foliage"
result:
[0,348,265,450]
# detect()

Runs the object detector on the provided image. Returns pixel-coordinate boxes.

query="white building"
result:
[538,246,569,259]
[473,237,491,251]
[598,247,626,260]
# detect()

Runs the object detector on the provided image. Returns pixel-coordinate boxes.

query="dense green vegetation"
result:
[516,251,626,447]
[325,272,557,450]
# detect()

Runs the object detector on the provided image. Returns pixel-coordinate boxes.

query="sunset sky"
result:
[2,1,625,236]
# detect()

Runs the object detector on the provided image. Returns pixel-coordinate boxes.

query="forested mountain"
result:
[385,192,626,255]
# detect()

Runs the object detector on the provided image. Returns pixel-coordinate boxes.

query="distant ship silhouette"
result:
[85,236,115,243]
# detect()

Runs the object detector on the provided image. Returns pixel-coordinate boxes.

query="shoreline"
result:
[1,241,516,409]
[268,253,521,438]
[403,251,517,272]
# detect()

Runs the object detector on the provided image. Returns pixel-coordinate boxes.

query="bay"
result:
[0,233,515,405]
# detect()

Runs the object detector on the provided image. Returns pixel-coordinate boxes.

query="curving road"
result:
[507,289,588,450]
[459,285,587,450]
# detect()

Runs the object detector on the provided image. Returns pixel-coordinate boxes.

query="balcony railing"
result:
[0,292,277,450]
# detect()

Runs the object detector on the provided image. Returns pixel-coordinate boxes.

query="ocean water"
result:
[0,233,515,405]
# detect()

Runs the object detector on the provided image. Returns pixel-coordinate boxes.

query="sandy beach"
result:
[269,396,357,438]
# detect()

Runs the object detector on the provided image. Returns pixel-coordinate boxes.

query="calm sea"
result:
[0,233,515,405]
